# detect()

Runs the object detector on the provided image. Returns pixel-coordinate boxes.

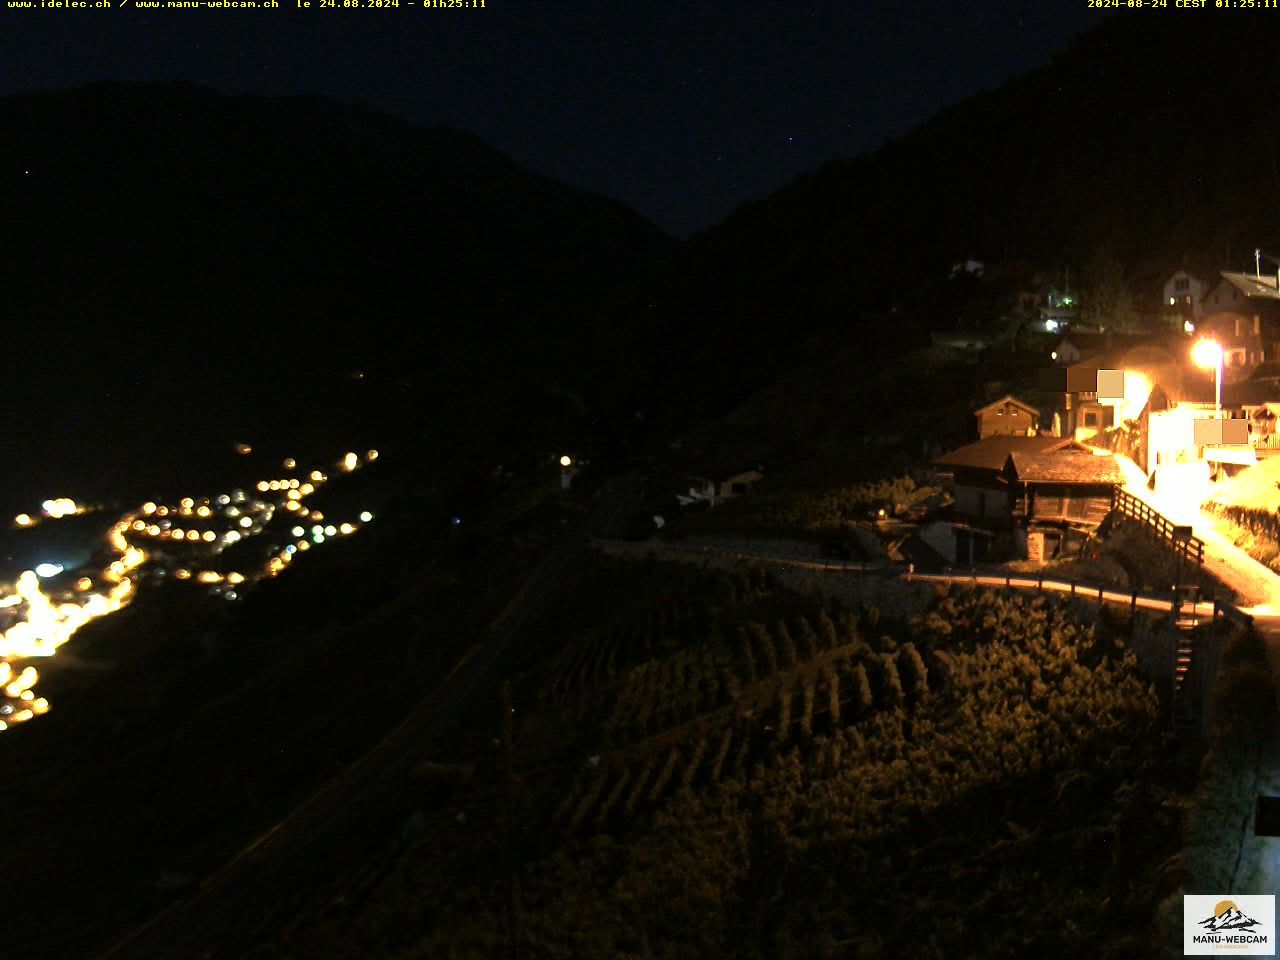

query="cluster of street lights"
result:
[0,448,381,732]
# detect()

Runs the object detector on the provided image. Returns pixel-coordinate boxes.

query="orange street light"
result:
[1191,338,1223,418]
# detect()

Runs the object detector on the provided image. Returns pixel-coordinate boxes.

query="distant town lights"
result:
[0,447,382,733]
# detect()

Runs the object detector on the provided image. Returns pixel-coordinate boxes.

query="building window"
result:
[1175,277,1189,292]
[1083,410,1098,427]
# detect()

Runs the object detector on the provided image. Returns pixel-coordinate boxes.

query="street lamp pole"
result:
[1215,352,1222,419]
[1191,338,1224,419]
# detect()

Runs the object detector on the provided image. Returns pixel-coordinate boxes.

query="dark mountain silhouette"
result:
[650,15,1280,424]
[0,82,676,501]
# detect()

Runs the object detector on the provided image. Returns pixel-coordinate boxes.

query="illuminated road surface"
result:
[0,449,380,731]
[1115,454,1280,613]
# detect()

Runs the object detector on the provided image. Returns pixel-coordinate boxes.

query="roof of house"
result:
[1248,362,1280,380]
[933,435,1075,472]
[1006,448,1125,485]
[1224,378,1280,406]
[689,464,764,483]
[1148,376,1217,408]
[974,394,1039,417]
[1219,271,1280,301]
[930,330,992,348]
[1055,332,1162,358]
[1061,334,1190,372]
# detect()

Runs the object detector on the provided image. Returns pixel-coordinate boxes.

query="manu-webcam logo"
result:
[1184,895,1275,955]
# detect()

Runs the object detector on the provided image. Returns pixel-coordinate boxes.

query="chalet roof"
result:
[690,464,764,483]
[933,435,1074,472]
[1006,448,1125,485]
[1224,378,1280,406]
[1063,334,1188,371]
[1148,376,1217,407]
[1248,362,1280,380]
[1055,332,1161,360]
[973,394,1039,417]
[1220,271,1280,301]
[930,330,991,349]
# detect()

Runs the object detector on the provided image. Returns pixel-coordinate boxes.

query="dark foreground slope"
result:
[254,562,1207,960]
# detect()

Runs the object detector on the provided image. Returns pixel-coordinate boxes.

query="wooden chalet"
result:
[974,394,1039,439]
[932,435,1124,563]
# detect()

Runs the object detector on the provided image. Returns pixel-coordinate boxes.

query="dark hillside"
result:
[650,16,1280,423]
[0,82,675,501]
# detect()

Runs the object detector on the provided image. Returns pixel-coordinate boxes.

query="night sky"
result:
[2,1,1103,235]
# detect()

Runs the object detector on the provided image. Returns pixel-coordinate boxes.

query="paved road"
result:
[599,539,1238,624]
[1114,454,1280,654]
[100,479,636,960]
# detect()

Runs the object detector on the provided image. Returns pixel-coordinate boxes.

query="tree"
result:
[1080,243,1135,331]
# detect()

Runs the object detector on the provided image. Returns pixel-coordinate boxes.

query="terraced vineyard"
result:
[257,559,1203,960]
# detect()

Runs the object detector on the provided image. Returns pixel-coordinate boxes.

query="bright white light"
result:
[359,511,373,522]
[559,455,572,467]
[1184,319,1195,334]
[1044,320,1059,332]
[1191,339,1223,369]
[292,526,305,537]
[34,563,63,579]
